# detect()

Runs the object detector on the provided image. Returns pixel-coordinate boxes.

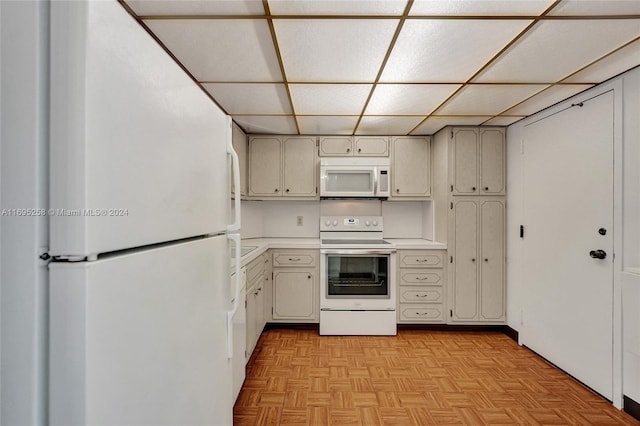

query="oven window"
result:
[326,255,389,297]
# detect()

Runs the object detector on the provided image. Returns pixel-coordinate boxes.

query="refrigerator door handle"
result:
[226,232,241,359]
[227,117,241,233]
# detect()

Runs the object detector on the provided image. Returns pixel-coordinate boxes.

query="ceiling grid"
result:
[122,0,640,135]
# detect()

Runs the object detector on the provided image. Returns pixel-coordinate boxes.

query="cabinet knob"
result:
[307,275,311,279]
[472,258,476,262]
[346,148,351,152]
[286,189,290,193]
[358,148,362,153]
[484,186,489,191]
[484,258,488,262]
[274,188,279,192]
[396,189,400,193]
[472,186,476,191]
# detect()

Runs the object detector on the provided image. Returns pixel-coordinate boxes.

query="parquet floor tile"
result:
[234,329,640,425]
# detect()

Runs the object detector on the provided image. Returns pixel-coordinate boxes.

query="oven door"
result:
[320,250,396,311]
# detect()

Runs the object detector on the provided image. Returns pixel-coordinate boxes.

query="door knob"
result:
[589,249,607,260]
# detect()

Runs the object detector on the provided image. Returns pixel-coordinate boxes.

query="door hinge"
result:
[450,256,453,263]
[451,130,453,138]
[450,184,453,192]
[450,202,453,210]
[450,309,453,317]
[271,307,274,315]
[520,225,524,239]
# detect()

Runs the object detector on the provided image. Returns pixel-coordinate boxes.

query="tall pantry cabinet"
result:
[433,127,506,324]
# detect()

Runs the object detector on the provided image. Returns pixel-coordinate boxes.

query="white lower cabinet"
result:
[245,253,270,361]
[397,250,446,324]
[449,198,505,323]
[271,249,319,323]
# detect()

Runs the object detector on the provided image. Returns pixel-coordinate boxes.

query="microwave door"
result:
[323,169,374,197]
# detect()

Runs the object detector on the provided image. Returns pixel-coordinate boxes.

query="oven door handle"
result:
[321,249,396,255]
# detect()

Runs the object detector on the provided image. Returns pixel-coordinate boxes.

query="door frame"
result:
[515,80,624,408]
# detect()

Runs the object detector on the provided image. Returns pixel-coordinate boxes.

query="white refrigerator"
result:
[47,1,241,425]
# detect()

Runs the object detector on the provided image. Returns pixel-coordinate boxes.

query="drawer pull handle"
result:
[416,312,429,316]
[416,294,429,298]
[288,257,301,262]
[416,259,428,263]
[415,277,429,281]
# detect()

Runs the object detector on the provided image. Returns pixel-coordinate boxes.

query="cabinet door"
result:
[272,270,316,320]
[245,282,257,360]
[231,123,247,197]
[283,136,317,197]
[248,136,282,196]
[451,129,478,195]
[451,199,478,321]
[479,199,505,321]
[480,129,505,195]
[354,136,389,156]
[319,136,352,156]
[391,136,430,198]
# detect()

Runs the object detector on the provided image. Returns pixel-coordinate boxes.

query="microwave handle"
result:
[373,167,378,196]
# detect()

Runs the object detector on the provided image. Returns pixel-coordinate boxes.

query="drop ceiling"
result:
[121,0,640,136]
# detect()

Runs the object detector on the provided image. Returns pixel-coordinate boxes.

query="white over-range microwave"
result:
[320,157,390,198]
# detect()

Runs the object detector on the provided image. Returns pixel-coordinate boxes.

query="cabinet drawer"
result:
[399,269,444,286]
[399,304,445,322]
[399,250,444,268]
[247,254,267,283]
[399,286,443,304]
[272,250,317,267]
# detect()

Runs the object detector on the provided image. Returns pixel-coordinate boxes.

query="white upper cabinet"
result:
[319,136,389,157]
[450,128,505,196]
[390,136,431,199]
[248,136,282,197]
[231,123,248,198]
[248,135,318,199]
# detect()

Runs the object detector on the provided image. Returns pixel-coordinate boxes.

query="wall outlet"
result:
[296,216,303,226]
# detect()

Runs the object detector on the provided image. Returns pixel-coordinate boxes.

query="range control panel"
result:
[320,216,383,231]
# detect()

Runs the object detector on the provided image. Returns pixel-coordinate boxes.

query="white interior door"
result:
[522,91,614,399]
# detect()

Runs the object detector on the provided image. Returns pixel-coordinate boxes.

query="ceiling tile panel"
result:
[202,83,291,114]
[564,38,640,83]
[125,0,265,16]
[503,84,594,115]
[548,0,640,16]
[289,84,372,115]
[438,84,548,115]
[365,84,461,115]
[268,0,408,16]
[144,19,282,81]
[233,116,298,134]
[297,116,359,134]
[356,116,425,135]
[483,116,526,126]
[273,19,398,82]
[409,0,556,16]
[380,19,532,82]
[411,115,493,135]
[475,19,640,83]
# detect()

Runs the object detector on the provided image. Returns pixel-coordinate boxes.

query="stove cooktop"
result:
[321,239,391,245]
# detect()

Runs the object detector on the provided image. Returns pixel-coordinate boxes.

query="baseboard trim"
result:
[624,395,640,421]
[502,325,519,343]
[264,322,320,331]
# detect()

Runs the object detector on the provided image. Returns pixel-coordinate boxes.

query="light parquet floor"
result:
[234,329,639,425]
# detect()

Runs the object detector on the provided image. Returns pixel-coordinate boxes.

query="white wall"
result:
[507,66,640,406]
[244,199,434,240]
[621,68,640,404]
[1,1,50,424]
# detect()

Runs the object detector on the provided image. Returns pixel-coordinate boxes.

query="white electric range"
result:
[319,216,397,335]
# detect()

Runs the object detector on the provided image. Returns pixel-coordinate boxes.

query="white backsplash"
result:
[382,201,432,239]
[261,201,320,238]
[240,199,433,240]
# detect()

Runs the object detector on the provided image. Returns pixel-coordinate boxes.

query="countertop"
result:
[232,238,446,269]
